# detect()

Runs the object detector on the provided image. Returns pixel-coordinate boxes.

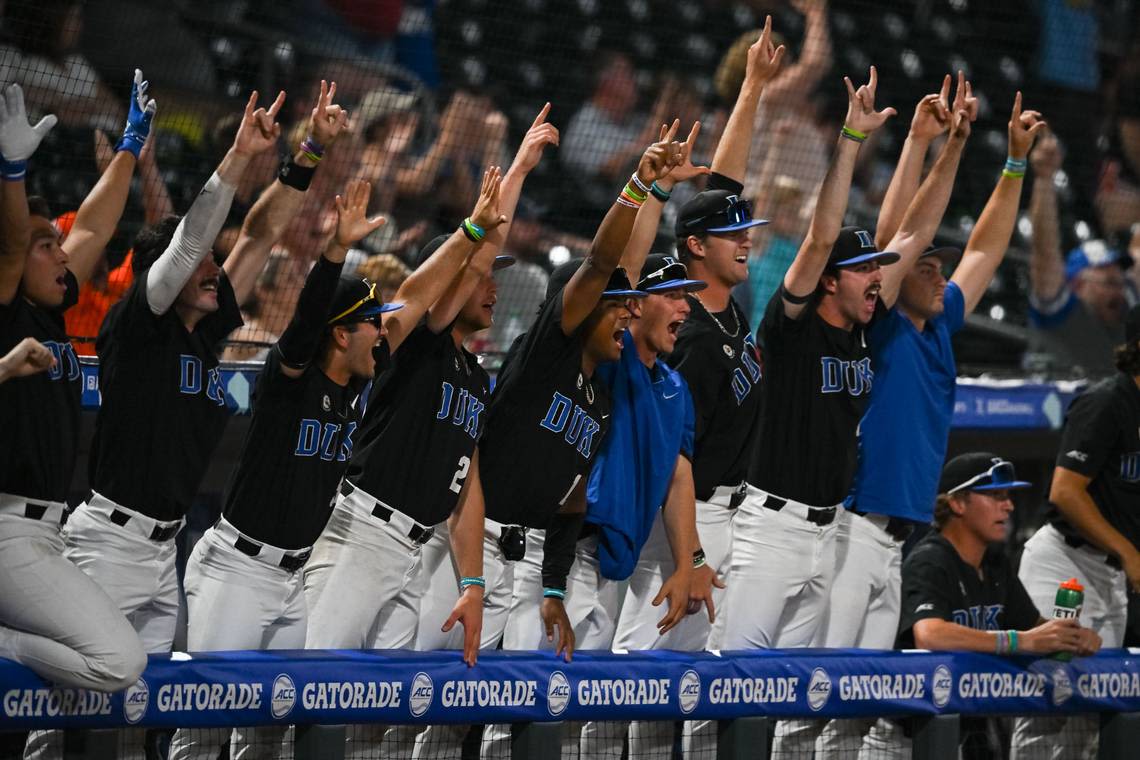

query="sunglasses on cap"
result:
[690,197,756,233]
[328,281,380,326]
[947,460,1020,494]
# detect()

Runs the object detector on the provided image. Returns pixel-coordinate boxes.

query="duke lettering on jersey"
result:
[539,392,602,457]
[178,355,225,405]
[730,333,762,405]
[820,356,873,396]
[1122,452,1140,482]
[952,604,1003,631]
[294,419,356,462]
[43,340,80,382]
[436,381,486,439]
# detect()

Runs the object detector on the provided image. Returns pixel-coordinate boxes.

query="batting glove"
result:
[0,83,57,180]
[115,68,157,158]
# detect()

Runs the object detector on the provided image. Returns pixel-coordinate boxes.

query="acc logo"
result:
[410,673,434,717]
[807,668,831,712]
[271,674,296,719]
[932,665,952,708]
[1052,666,1073,707]
[547,671,571,716]
[678,670,701,714]
[123,677,149,724]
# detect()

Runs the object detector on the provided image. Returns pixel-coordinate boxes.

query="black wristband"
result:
[278,159,316,192]
[541,512,586,591]
[780,285,814,305]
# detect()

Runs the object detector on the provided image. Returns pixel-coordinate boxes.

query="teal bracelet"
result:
[542,587,566,600]
[649,181,671,202]
[459,576,485,590]
[1009,630,1018,653]
[461,217,486,243]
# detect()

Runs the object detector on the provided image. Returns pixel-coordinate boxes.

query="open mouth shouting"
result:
[863,283,881,314]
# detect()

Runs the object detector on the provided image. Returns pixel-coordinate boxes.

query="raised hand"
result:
[659,120,711,189]
[909,75,951,142]
[334,180,387,248]
[951,70,979,124]
[948,107,972,142]
[0,83,56,166]
[541,597,575,662]
[468,166,509,231]
[511,102,560,174]
[1008,91,1047,160]
[635,119,685,184]
[307,80,349,148]
[744,15,787,88]
[843,66,897,136]
[232,90,285,157]
[116,68,157,158]
[1029,130,1063,176]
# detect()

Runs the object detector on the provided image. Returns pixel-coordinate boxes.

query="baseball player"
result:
[168,172,505,760]
[1011,303,1140,760]
[863,453,1100,760]
[0,79,147,695]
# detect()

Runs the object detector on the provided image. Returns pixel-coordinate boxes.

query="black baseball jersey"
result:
[898,532,1041,648]
[1047,373,1140,547]
[663,296,761,500]
[223,346,379,550]
[0,274,81,502]
[346,324,490,527]
[748,289,886,506]
[89,271,242,521]
[479,288,611,528]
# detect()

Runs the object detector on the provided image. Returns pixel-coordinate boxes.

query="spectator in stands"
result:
[1097,42,1140,237]
[354,252,410,304]
[1028,132,1132,377]
[221,250,307,363]
[736,174,804,327]
[482,199,551,355]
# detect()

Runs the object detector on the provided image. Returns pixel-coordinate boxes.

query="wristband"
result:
[461,217,485,243]
[1001,169,1025,180]
[841,125,867,143]
[300,137,324,163]
[1,158,27,182]
[278,159,316,191]
[1009,630,1018,653]
[693,547,707,569]
[649,181,672,202]
[618,182,647,209]
[1003,157,1027,180]
[543,587,566,600]
[629,172,652,197]
[459,576,485,591]
[995,630,1006,655]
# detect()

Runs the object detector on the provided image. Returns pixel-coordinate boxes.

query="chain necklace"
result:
[694,294,742,338]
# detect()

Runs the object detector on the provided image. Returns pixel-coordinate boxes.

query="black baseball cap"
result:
[674,190,769,238]
[637,254,706,294]
[826,226,901,269]
[545,260,645,302]
[413,233,515,270]
[920,243,962,269]
[938,453,1032,495]
[326,275,402,326]
[1126,303,1140,345]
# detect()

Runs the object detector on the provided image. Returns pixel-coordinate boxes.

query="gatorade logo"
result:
[1052,666,1073,707]
[932,665,952,708]
[409,673,433,717]
[123,678,149,725]
[807,668,831,712]
[678,670,701,714]
[547,671,570,716]
[271,674,296,719]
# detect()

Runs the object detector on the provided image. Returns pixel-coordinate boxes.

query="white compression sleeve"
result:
[145,172,237,315]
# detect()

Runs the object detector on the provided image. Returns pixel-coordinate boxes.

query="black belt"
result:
[340,482,435,546]
[233,535,311,572]
[762,495,836,526]
[851,508,914,542]
[23,503,49,521]
[1062,534,1123,570]
[109,509,180,542]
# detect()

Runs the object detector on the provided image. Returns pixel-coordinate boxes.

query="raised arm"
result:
[426,103,560,332]
[952,93,1046,315]
[145,91,283,315]
[710,15,785,184]
[382,167,508,352]
[875,76,951,247]
[1027,131,1066,303]
[782,67,896,317]
[764,0,831,102]
[225,81,349,305]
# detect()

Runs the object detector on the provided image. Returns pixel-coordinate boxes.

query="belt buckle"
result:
[728,487,746,509]
[409,526,434,546]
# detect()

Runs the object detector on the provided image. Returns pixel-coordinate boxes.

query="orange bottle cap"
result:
[1060,578,1084,592]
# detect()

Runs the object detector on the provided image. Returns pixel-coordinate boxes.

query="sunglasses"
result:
[947,461,1016,494]
[687,197,754,231]
[328,281,379,325]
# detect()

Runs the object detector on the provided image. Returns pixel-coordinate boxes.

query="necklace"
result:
[694,295,742,338]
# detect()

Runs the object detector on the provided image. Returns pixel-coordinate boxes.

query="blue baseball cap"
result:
[637,254,707,294]
[1065,239,1131,281]
[827,227,901,269]
[939,453,1032,495]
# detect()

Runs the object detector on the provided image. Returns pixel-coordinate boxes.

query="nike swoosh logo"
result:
[663,392,679,399]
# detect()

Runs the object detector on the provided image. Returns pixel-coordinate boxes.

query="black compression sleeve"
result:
[276,256,344,369]
[706,171,744,195]
[541,511,587,591]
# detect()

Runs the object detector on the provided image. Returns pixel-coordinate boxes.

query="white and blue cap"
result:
[1065,239,1131,281]
[637,254,707,294]
[675,190,769,236]
[827,226,901,269]
[939,453,1032,495]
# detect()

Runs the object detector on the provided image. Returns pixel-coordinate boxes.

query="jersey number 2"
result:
[449,456,472,494]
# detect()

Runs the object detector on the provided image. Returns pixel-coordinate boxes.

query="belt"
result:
[214,518,311,573]
[340,481,435,546]
[709,483,747,509]
[0,493,66,524]
[1062,533,1123,571]
[110,510,180,541]
[851,508,913,542]
[84,493,183,542]
[762,494,837,526]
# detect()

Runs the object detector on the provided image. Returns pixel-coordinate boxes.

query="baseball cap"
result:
[675,190,769,237]
[826,226,901,269]
[1126,303,1140,345]
[920,243,962,270]
[413,233,515,271]
[545,260,646,302]
[356,86,419,132]
[326,275,402,326]
[637,254,706,294]
[1065,239,1132,281]
[938,453,1032,495]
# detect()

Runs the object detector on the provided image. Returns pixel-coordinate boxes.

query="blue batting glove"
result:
[115,68,156,158]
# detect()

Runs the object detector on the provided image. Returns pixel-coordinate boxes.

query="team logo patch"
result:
[722,344,734,358]
[123,678,149,724]
[932,665,952,708]
[322,394,331,412]
[678,670,701,714]
[271,674,296,719]
[807,668,831,711]
[410,672,434,717]
[547,671,571,716]
[1051,665,1073,707]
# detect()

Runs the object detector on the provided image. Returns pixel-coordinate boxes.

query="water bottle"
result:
[1051,578,1084,662]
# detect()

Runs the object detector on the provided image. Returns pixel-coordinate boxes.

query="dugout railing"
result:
[2,648,1140,760]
